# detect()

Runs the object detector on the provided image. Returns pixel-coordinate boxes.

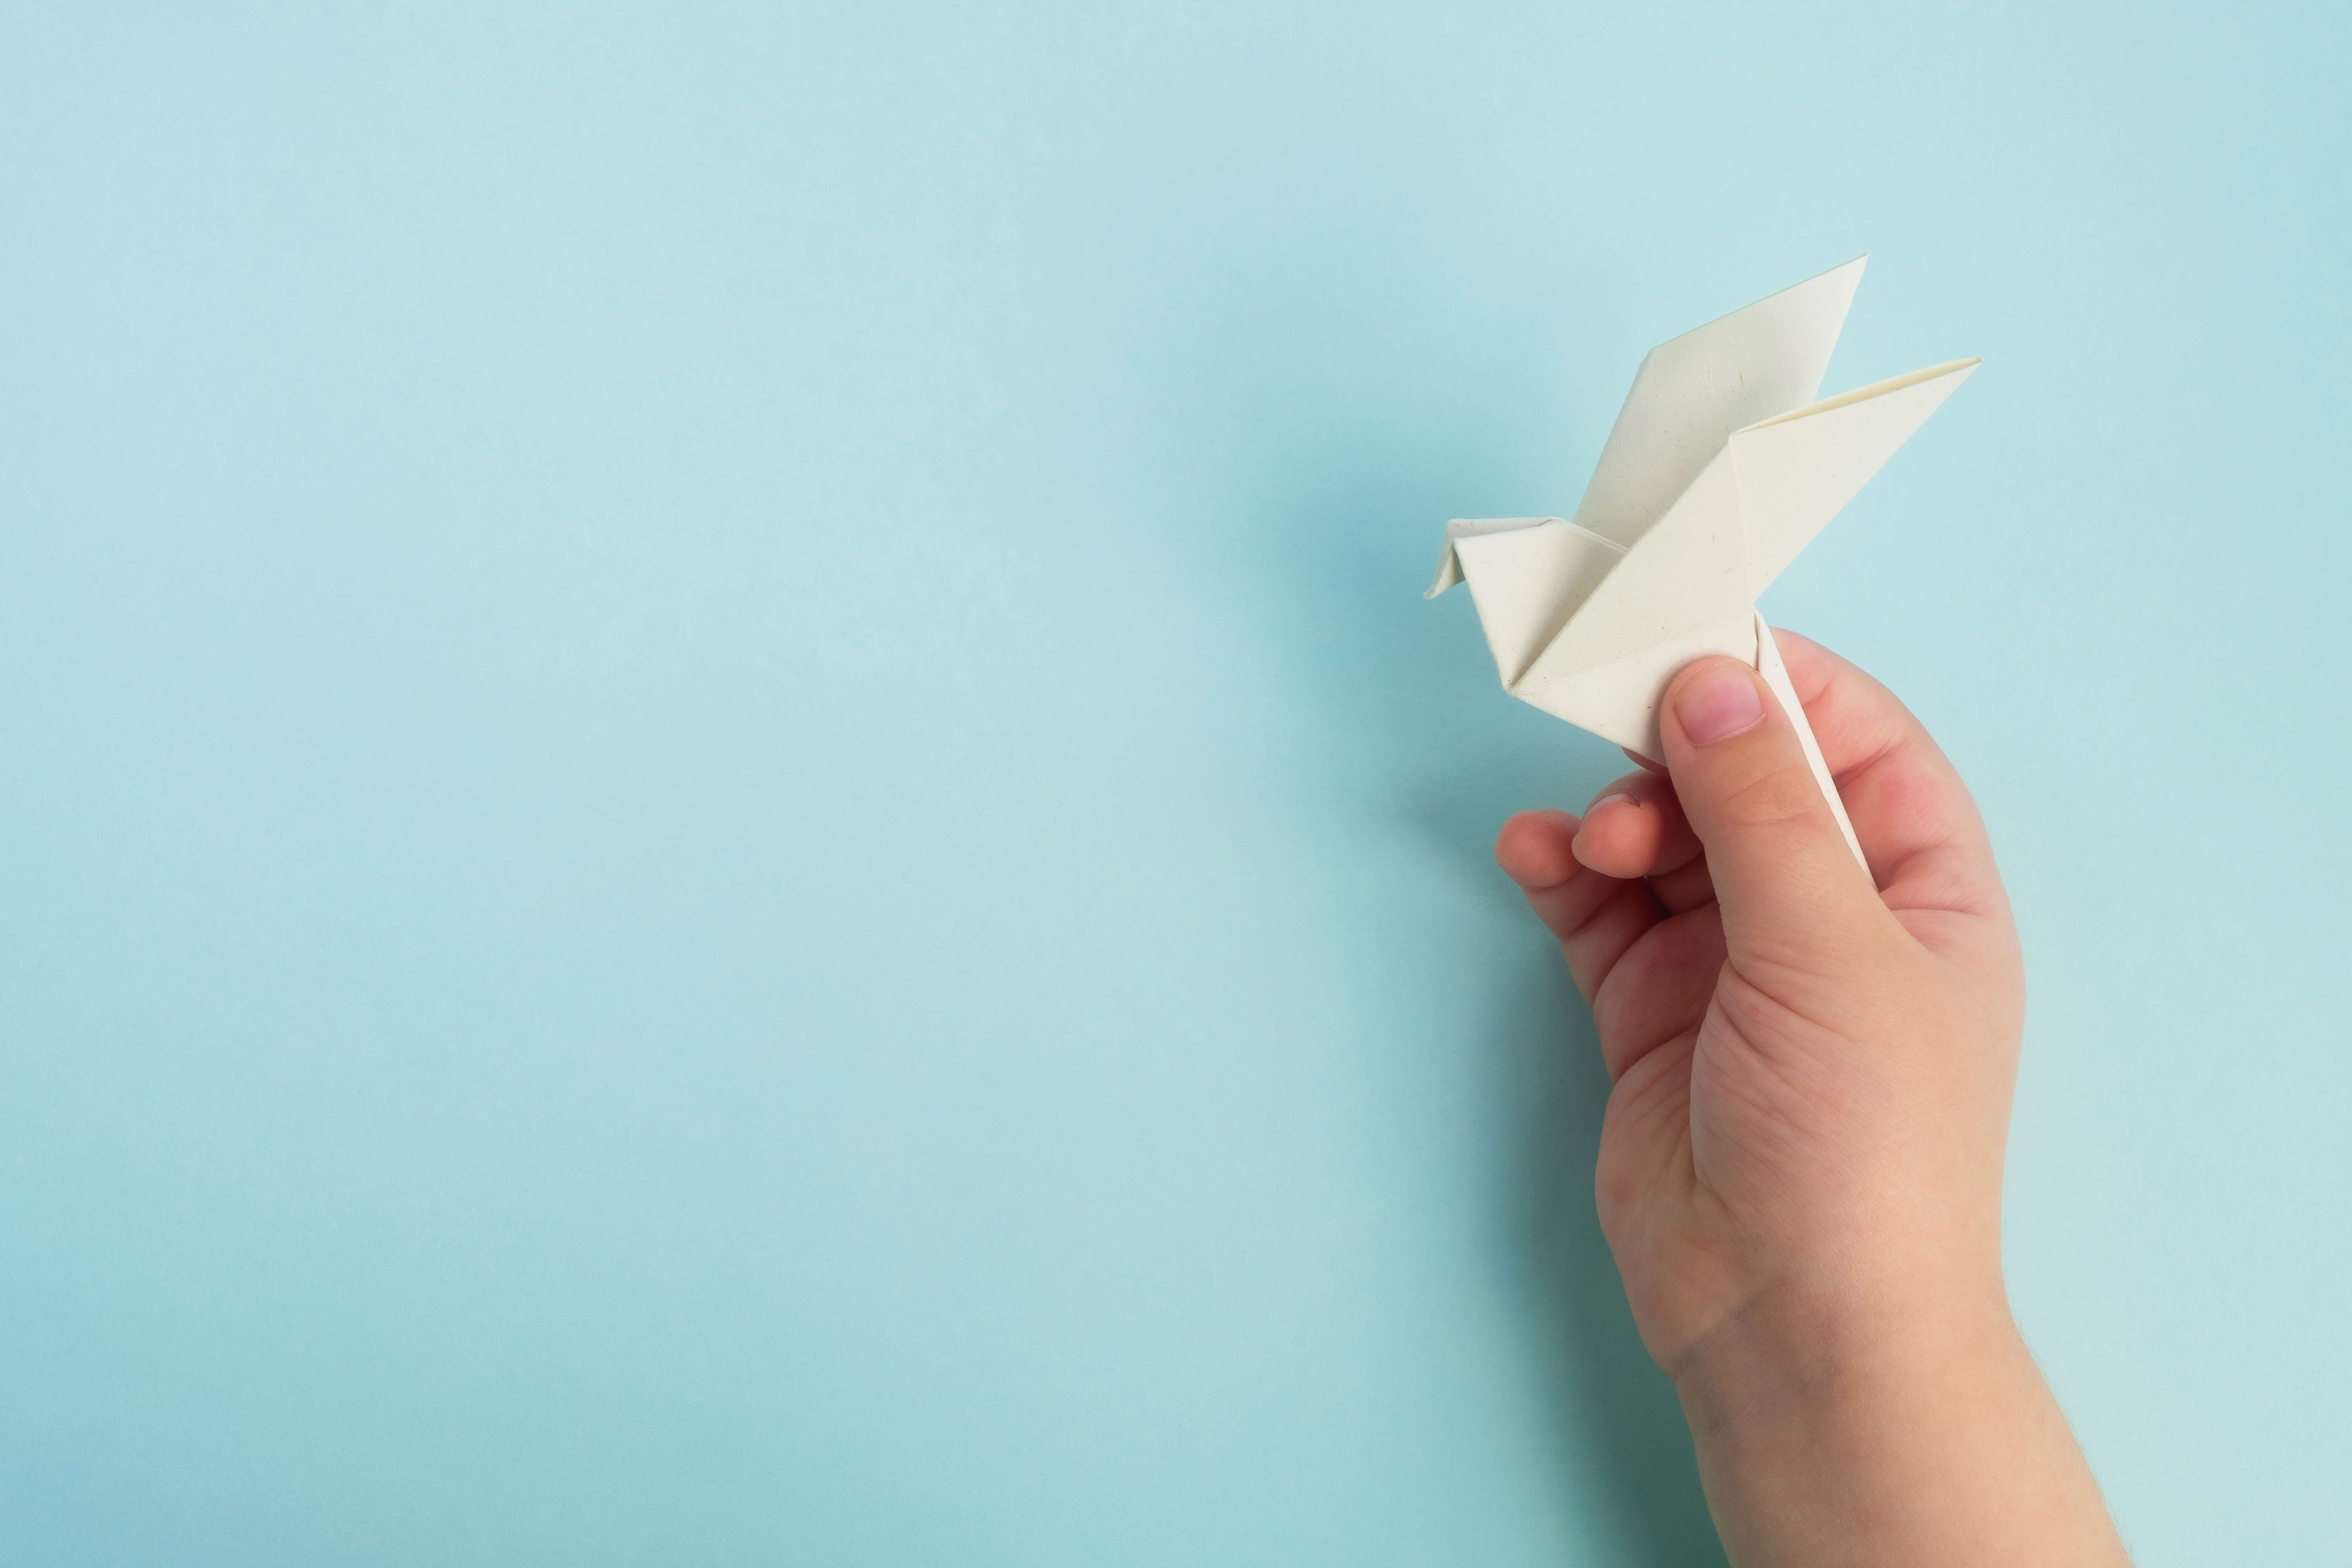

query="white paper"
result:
[1427,258,1976,867]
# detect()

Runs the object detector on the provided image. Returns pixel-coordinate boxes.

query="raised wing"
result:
[1511,355,1979,687]
[1570,256,1866,550]
[1730,358,1980,597]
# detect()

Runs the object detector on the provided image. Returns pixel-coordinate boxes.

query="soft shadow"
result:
[1503,955,1726,1566]
[1152,217,1725,1561]
[1409,777,1728,1568]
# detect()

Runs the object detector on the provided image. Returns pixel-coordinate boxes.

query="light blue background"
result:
[2,4,2344,1563]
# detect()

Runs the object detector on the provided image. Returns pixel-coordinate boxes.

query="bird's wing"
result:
[1730,358,1980,598]
[1514,357,1980,688]
[1570,256,1867,550]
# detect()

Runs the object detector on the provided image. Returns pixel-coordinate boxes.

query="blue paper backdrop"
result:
[2,4,2345,1563]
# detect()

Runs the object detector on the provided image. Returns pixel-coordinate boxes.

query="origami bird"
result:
[1425,257,1976,862]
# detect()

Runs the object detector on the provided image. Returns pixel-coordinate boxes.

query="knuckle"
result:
[1714,757,1829,835]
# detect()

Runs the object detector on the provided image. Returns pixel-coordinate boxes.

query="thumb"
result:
[1660,656,1883,966]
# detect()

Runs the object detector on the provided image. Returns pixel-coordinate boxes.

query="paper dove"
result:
[1425,257,1977,863]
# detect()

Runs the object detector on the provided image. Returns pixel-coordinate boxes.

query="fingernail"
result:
[1675,666,1765,746]
[1586,792,1636,815]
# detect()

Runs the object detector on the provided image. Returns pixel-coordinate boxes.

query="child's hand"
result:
[1495,632,2127,1567]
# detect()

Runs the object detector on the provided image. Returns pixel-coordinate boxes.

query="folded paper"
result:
[1425,257,1977,865]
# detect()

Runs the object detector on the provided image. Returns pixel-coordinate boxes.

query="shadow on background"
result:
[1409,782,1729,1568]
[1160,214,1728,1562]
[1503,957,1726,1567]
[1243,509,1727,1562]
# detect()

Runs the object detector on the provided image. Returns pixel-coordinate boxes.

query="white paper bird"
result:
[1425,258,1976,862]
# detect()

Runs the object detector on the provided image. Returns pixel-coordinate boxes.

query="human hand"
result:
[1495,632,2125,1566]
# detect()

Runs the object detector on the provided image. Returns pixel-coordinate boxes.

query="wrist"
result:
[1675,1274,2024,1562]
[1671,1268,2019,1445]
[1670,1274,2126,1567]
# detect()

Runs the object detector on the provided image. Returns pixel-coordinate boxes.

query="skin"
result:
[1494,631,2129,1568]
